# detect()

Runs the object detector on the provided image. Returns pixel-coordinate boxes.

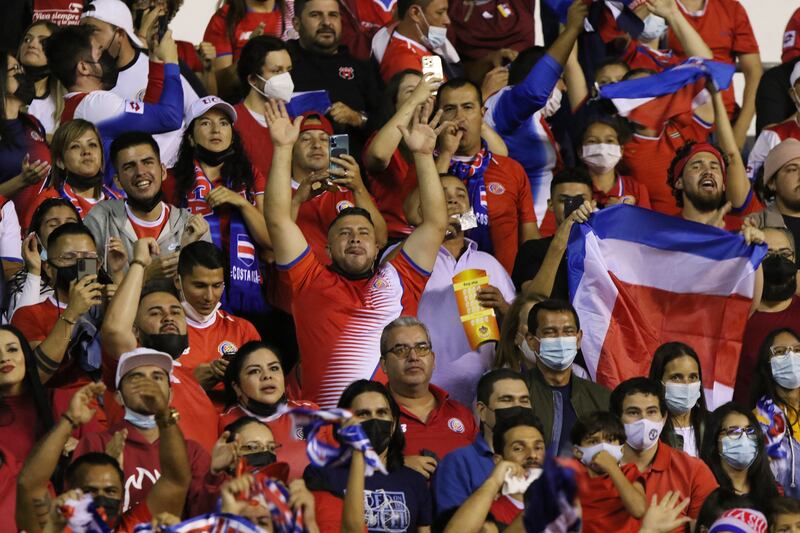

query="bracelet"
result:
[130,259,148,268]
[59,314,76,326]
[61,413,79,429]
[156,407,180,429]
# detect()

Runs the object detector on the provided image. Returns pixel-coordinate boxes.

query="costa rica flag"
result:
[567,205,766,408]
[236,234,256,267]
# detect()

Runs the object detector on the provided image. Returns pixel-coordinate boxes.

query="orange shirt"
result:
[379,33,431,82]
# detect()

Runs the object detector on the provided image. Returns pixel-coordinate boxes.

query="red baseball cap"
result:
[299,112,334,136]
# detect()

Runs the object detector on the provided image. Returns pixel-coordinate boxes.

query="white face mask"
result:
[576,442,624,467]
[639,14,667,42]
[124,406,157,429]
[663,381,702,414]
[251,71,294,102]
[543,88,562,118]
[517,339,538,364]
[418,11,447,50]
[624,418,664,451]
[771,352,800,390]
[580,143,622,174]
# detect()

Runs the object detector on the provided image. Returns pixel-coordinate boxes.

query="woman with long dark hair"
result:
[18,20,64,137]
[648,341,708,457]
[27,119,121,223]
[0,53,51,226]
[752,327,800,498]
[166,98,269,317]
[303,379,432,532]
[699,402,779,510]
[219,341,318,480]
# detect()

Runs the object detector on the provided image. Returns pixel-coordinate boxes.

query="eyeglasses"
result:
[718,425,758,441]
[770,345,800,357]
[386,342,432,359]
[50,251,99,262]
[238,441,281,454]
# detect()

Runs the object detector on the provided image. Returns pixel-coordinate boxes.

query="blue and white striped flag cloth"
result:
[523,455,581,533]
[285,90,332,119]
[132,512,261,533]
[283,405,388,476]
[542,0,644,38]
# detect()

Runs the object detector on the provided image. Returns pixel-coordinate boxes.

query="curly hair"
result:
[666,140,730,208]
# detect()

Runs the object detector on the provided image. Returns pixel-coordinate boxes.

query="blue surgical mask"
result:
[576,442,624,467]
[663,381,702,414]
[721,435,758,470]
[418,11,447,50]
[639,14,667,42]
[40,248,47,262]
[124,407,157,429]
[536,336,578,371]
[771,353,800,390]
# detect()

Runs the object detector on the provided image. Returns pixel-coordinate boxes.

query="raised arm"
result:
[264,100,310,266]
[733,53,763,150]
[364,74,438,172]
[399,106,448,273]
[341,450,366,533]
[710,88,751,210]
[16,382,106,533]
[100,238,159,359]
[648,0,712,59]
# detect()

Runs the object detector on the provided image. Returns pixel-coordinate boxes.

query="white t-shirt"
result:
[27,93,58,135]
[673,425,698,457]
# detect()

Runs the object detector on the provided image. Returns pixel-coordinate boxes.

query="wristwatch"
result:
[156,407,180,428]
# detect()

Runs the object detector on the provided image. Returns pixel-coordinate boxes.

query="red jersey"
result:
[296,185,357,263]
[339,0,395,61]
[0,445,19,531]
[33,0,82,25]
[783,8,800,64]
[73,420,213,516]
[379,33,431,83]
[398,385,478,458]
[219,399,319,481]
[176,41,203,73]
[623,115,713,215]
[126,202,170,240]
[489,495,523,526]
[8,115,51,232]
[592,174,652,209]
[448,0,534,62]
[279,247,429,407]
[568,459,643,533]
[234,102,274,185]
[203,6,283,62]
[27,184,118,223]
[101,353,219,452]
[666,0,759,115]
[182,308,260,372]
[362,140,415,238]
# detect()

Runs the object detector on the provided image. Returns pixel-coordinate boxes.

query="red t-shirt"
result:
[234,102,274,187]
[489,495,523,526]
[448,0,534,62]
[203,6,283,62]
[622,115,713,215]
[279,247,429,407]
[568,460,644,533]
[101,352,219,452]
[735,297,800,405]
[666,0,759,115]
[219,399,319,481]
[362,140,415,239]
[126,203,170,240]
[176,41,203,73]
[33,0,82,25]
[783,8,800,64]
[592,174,652,210]
[0,445,20,531]
[182,309,260,372]
[379,34,431,83]
[339,0,395,61]
[398,385,478,458]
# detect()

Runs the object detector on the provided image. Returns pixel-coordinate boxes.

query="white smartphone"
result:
[422,56,444,93]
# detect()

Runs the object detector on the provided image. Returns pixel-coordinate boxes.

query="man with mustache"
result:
[286,0,380,157]
[100,237,218,451]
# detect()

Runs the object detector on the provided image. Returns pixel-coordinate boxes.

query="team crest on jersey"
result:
[218,341,237,357]
[400,423,407,433]
[124,100,144,114]
[448,418,465,433]
[336,200,354,212]
[236,234,256,267]
[30,130,43,142]
[296,426,305,440]
[785,31,797,49]
[487,182,505,195]
[338,66,355,80]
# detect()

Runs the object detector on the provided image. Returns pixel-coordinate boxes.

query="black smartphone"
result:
[420,448,440,462]
[563,196,584,219]
[157,16,168,42]
[76,257,98,280]
[328,134,349,172]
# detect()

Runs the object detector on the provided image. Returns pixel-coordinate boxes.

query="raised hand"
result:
[18,154,50,186]
[708,201,732,229]
[210,431,239,474]
[639,492,691,533]
[133,237,160,267]
[398,103,446,155]
[126,375,169,417]
[105,428,128,469]
[645,0,678,18]
[105,237,129,277]
[180,215,210,246]
[66,382,106,425]
[566,0,589,31]
[22,233,41,275]
[65,275,103,318]
[265,100,303,148]
[328,154,367,193]
[196,42,216,73]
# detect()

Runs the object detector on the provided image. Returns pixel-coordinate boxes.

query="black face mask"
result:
[243,450,277,468]
[194,143,235,167]
[93,495,122,526]
[13,73,36,105]
[22,63,50,82]
[763,255,798,302]
[492,406,531,428]
[126,189,163,214]
[244,395,286,418]
[65,170,103,190]
[138,332,189,359]
[95,49,119,90]
[360,418,393,454]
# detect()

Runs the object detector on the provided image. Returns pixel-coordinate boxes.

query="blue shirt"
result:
[432,434,495,516]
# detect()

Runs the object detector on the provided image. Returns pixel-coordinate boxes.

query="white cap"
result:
[81,0,144,48]
[115,347,174,388]
[791,61,800,87]
[185,95,238,125]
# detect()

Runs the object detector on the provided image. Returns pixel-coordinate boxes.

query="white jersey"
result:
[27,93,58,135]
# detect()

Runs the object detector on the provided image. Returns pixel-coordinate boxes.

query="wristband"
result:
[59,314,76,326]
[131,259,148,268]
[61,413,79,429]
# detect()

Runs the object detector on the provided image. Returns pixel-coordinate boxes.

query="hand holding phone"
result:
[328,134,350,172]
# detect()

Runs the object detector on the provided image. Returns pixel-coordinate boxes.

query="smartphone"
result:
[422,56,444,93]
[420,448,440,462]
[157,15,168,42]
[76,257,98,280]
[563,196,584,219]
[328,134,349,172]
